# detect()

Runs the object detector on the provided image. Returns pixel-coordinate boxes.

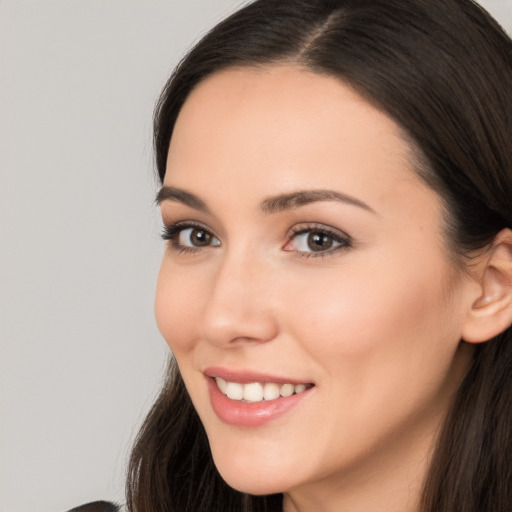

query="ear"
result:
[462,229,512,343]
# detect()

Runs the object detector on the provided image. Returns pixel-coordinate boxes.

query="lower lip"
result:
[207,378,313,427]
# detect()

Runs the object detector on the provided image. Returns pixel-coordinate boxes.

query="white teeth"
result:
[263,382,280,400]
[226,381,244,400]
[216,377,227,394]
[243,382,264,402]
[216,378,311,402]
[280,383,294,397]
[294,384,307,394]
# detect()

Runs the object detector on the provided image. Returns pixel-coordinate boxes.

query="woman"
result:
[122,0,512,511]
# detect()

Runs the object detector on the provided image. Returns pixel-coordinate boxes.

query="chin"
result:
[210,445,292,496]
[218,470,288,496]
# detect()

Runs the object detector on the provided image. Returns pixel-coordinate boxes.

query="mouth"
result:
[214,377,314,403]
[204,368,315,427]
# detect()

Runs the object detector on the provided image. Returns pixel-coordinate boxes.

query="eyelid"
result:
[161,219,211,238]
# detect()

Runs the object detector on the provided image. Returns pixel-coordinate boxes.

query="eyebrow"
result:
[156,186,210,212]
[156,186,375,215]
[260,189,375,214]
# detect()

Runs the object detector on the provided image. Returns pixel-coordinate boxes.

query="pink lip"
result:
[204,366,312,385]
[204,367,314,428]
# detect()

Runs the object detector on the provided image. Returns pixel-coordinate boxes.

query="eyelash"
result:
[161,221,352,258]
[161,221,217,255]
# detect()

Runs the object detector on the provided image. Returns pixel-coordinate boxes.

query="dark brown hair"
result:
[127,1,512,511]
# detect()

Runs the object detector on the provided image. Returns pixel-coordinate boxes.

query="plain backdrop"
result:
[0,1,510,511]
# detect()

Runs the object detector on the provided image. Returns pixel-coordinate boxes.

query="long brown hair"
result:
[127,1,512,510]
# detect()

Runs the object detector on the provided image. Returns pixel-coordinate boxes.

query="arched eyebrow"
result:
[156,186,210,212]
[156,186,375,215]
[260,189,375,214]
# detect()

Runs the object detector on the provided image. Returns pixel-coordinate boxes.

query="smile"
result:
[204,367,315,426]
[215,377,313,403]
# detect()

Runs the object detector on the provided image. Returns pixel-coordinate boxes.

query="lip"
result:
[204,366,313,385]
[204,367,315,427]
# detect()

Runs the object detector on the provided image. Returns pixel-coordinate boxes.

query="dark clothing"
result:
[66,501,121,512]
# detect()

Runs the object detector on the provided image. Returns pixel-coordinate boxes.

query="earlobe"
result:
[462,229,512,344]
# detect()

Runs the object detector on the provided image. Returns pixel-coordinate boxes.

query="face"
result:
[155,66,475,501]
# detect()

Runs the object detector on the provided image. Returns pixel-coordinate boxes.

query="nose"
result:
[199,249,279,347]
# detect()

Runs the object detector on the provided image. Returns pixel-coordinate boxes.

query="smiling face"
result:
[155,66,476,508]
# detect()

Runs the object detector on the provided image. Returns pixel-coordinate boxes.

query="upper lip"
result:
[204,366,314,385]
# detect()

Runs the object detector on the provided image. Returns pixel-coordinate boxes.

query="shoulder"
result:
[66,501,124,512]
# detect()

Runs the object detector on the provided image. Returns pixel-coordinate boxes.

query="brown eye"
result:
[307,232,334,251]
[178,227,219,247]
[284,226,350,257]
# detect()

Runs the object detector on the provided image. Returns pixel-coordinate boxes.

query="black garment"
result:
[66,501,120,512]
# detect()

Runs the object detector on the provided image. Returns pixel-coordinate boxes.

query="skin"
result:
[155,66,480,512]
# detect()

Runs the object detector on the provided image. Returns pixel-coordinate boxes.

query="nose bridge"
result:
[200,244,278,346]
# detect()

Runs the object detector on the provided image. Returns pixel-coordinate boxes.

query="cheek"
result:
[278,256,464,459]
[283,252,461,383]
[154,259,203,355]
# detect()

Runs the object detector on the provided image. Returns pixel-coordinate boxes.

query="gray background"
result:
[1,1,510,511]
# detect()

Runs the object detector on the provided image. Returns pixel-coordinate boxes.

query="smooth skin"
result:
[155,66,512,512]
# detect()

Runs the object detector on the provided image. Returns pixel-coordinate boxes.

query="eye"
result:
[162,222,221,251]
[178,227,217,247]
[284,225,351,256]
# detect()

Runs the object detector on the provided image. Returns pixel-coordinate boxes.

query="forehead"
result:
[167,65,414,177]
[172,65,404,146]
[165,65,438,222]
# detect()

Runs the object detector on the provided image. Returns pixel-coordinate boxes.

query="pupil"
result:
[192,229,210,246]
[308,232,332,251]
